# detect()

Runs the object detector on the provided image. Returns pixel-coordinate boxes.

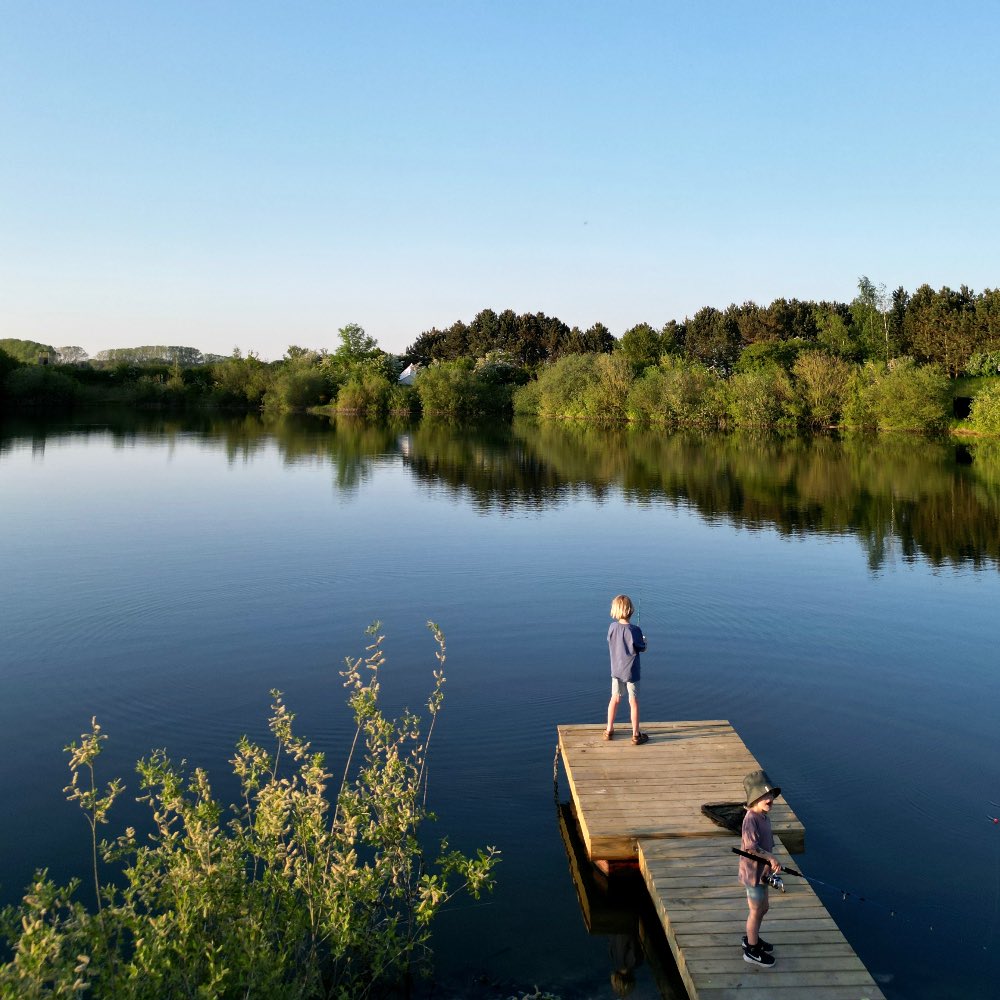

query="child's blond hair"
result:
[610,594,634,621]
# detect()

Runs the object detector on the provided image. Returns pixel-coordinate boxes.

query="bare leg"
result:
[606,693,620,735]
[629,695,640,737]
[746,896,769,946]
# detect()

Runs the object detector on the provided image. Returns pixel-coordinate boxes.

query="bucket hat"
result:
[743,769,781,807]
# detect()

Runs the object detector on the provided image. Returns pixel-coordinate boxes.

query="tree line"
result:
[4,278,1000,431]
[402,279,1000,378]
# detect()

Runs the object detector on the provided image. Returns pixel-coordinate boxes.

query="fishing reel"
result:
[762,870,785,892]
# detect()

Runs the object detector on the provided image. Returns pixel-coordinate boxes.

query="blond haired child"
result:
[605,594,648,745]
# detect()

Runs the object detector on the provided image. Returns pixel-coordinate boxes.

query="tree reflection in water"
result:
[6,411,1000,572]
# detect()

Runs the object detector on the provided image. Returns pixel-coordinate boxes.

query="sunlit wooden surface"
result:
[558,720,884,999]
[557,720,804,860]
[640,836,886,999]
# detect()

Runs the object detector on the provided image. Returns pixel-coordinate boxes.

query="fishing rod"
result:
[731,847,893,912]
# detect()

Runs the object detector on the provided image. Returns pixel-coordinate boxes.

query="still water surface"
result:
[2,411,999,999]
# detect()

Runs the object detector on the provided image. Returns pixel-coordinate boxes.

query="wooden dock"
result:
[557,721,886,1000]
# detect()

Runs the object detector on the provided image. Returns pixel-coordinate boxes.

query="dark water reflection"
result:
[10,411,998,573]
[2,410,1000,999]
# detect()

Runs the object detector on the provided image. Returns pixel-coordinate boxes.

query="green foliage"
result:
[3,365,81,407]
[683,306,740,373]
[966,350,1000,377]
[266,367,333,412]
[94,346,206,365]
[0,626,498,999]
[625,356,725,426]
[724,367,796,430]
[791,351,854,427]
[511,378,542,416]
[0,348,24,392]
[0,338,57,363]
[968,380,1000,435]
[334,373,396,417]
[732,339,807,375]
[581,354,634,421]
[212,351,275,407]
[814,305,858,359]
[851,276,894,363]
[334,324,382,365]
[523,353,600,419]
[415,359,512,418]
[844,358,951,432]
[615,323,662,370]
[472,351,530,388]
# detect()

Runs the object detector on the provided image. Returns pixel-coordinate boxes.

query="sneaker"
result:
[743,942,775,967]
[742,934,773,953]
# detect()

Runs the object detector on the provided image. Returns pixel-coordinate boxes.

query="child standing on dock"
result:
[739,769,783,968]
[605,594,648,745]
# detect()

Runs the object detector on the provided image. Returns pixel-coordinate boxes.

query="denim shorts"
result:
[746,885,768,903]
[611,678,639,699]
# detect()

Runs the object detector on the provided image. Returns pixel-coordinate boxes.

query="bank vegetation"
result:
[4,278,1000,433]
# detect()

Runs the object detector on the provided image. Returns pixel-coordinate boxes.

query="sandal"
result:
[604,729,614,740]
[631,732,649,745]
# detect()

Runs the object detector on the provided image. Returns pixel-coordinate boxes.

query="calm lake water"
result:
[2,410,999,999]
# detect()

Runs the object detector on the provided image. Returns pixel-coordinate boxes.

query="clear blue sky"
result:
[3,2,998,360]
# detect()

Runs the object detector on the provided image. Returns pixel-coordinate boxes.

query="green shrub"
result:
[639,356,725,426]
[725,366,795,429]
[876,358,950,432]
[531,353,600,418]
[966,350,1000,377]
[212,353,275,408]
[3,364,81,407]
[266,368,332,411]
[415,359,510,418]
[0,625,498,999]
[333,373,393,416]
[843,358,950,432]
[969,380,1000,435]
[512,378,542,416]
[791,351,853,427]
[581,354,634,421]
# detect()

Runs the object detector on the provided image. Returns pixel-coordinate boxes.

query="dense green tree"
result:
[0,338,56,363]
[905,284,983,376]
[334,323,381,363]
[55,346,89,364]
[684,306,740,373]
[94,346,205,365]
[615,323,662,370]
[814,303,857,358]
[404,327,446,366]
[852,276,895,363]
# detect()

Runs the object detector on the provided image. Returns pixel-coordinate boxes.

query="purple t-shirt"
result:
[739,809,774,887]
[607,621,646,683]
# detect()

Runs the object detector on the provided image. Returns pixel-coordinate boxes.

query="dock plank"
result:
[558,720,884,999]
[639,835,885,999]
[557,722,804,858]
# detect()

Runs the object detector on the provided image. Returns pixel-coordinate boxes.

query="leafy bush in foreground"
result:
[969,380,1000,435]
[0,625,498,1000]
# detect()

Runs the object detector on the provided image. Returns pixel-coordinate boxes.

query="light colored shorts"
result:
[746,885,768,903]
[611,678,639,699]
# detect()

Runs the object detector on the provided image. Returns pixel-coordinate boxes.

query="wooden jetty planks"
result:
[557,721,804,859]
[639,836,887,1000]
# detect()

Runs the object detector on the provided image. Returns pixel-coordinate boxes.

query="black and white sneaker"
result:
[742,934,773,953]
[743,942,776,967]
